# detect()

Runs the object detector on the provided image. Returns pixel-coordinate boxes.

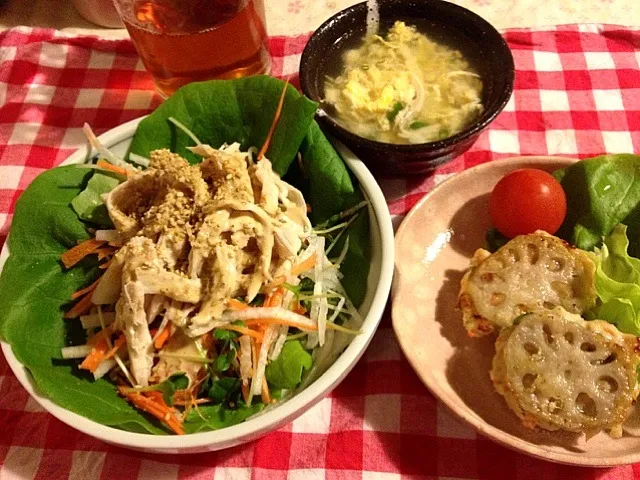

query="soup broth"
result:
[323,21,483,145]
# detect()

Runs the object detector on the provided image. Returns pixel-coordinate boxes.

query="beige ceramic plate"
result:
[392,156,640,467]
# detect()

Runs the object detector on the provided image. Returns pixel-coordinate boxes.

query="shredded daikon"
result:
[269,325,289,361]
[222,308,317,330]
[239,335,253,382]
[61,345,93,359]
[251,325,278,397]
[82,123,135,170]
[128,153,150,168]
[80,311,115,330]
[167,116,202,146]
[93,358,117,380]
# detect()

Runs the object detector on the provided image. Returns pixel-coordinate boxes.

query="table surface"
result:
[2,1,640,480]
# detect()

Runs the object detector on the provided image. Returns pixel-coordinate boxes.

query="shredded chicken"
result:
[101,145,312,386]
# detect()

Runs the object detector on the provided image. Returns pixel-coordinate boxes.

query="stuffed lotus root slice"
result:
[491,308,640,437]
[458,231,597,336]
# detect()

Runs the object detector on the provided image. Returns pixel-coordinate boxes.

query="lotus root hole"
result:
[480,272,494,283]
[507,248,520,262]
[543,301,556,310]
[576,393,598,418]
[549,257,565,272]
[564,331,574,344]
[591,352,616,365]
[597,376,619,393]
[490,292,506,306]
[522,373,537,389]
[564,370,571,380]
[523,342,539,355]
[526,243,540,264]
[542,324,554,344]
[551,281,573,298]
[548,397,563,414]
[580,342,597,352]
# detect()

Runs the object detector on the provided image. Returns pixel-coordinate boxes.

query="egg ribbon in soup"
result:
[324,21,484,145]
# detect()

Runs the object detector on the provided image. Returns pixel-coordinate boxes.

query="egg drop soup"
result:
[324,21,484,144]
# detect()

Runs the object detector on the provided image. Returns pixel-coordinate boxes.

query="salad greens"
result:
[589,225,640,335]
[0,76,370,435]
[129,76,318,176]
[265,340,313,389]
[552,154,640,335]
[553,154,640,256]
[71,171,120,227]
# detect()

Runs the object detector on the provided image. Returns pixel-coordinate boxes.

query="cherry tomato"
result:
[489,168,567,238]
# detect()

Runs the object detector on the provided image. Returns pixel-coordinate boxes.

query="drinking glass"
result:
[112,0,271,98]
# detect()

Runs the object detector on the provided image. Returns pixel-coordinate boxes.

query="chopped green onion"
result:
[386,102,405,123]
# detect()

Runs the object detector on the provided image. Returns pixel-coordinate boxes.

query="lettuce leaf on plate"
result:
[589,224,640,335]
[554,154,640,255]
[0,76,370,434]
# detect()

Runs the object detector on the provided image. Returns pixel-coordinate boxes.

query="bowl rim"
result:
[299,0,515,153]
[0,116,395,452]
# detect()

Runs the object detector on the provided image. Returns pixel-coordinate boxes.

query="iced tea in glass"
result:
[113,0,271,98]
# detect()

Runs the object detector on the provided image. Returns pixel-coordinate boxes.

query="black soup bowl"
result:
[299,0,515,175]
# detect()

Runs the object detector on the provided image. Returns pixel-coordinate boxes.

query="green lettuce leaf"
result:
[265,340,313,389]
[590,224,640,335]
[129,75,318,175]
[554,154,640,254]
[70,171,120,227]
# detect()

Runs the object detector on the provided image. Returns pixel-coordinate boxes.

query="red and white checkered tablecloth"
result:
[1,23,640,480]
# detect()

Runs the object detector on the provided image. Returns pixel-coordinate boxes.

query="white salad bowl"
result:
[0,117,394,453]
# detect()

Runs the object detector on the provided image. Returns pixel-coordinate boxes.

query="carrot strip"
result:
[96,159,129,177]
[290,255,317,277]
[261,379,271,404]
[257,78,289,160]
[227,298,249,311]
[244,317,318,331]
[118,387,184,435]
[71,277,102,300]
[61,238,106,269]
[173,398,211,406]
[104,334,126,360]
[79,336,108,372]
[217,324,264,341]
[64,292,95,319]
[154,323,173,350]
[266,254,316,289]
[264,287,285,308]
[292,302,307,315]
